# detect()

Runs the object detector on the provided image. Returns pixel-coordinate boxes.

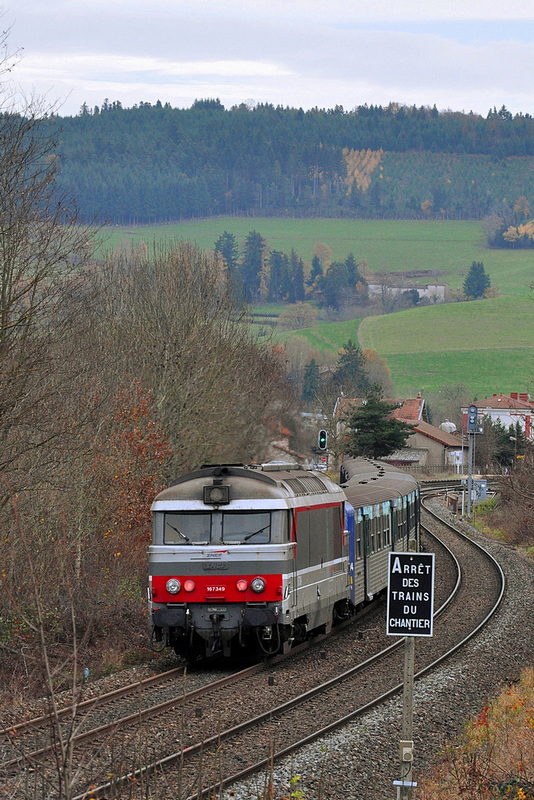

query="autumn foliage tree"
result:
[91,379,172,538]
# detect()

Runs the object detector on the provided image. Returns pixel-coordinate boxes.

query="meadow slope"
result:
[358,296,533,397]
[102,218,534,398]
[101,218,533,297]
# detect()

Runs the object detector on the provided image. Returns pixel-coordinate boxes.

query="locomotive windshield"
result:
[222,512,271,543]
[164,512,211,544]
[162,511,274,544]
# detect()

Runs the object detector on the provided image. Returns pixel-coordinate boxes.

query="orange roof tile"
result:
[336,395,424,422]
[468,393,534,411]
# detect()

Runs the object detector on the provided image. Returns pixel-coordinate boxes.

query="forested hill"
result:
[53,100,534,224]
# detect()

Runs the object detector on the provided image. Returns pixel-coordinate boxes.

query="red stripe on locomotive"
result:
[151,573,283,603]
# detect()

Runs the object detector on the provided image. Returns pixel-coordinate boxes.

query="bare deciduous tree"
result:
[87,240,294,476]
[0,97,95,487]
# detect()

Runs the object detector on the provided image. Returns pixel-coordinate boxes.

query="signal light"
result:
[236,579,248,592]
[183,580,196,592]
[318,429,327,450]
[467,404,478,432]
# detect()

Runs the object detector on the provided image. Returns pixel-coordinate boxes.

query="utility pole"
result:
[398,635,415,799]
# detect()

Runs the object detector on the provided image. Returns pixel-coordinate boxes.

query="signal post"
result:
[387,548,435,799]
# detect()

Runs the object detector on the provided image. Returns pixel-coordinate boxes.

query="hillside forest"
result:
[54,100,534,243]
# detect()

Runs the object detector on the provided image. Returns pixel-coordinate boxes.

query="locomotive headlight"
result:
[203,484,230,505]
[166,578,181,594]
[236,579,248,592]
[251,577,266,593]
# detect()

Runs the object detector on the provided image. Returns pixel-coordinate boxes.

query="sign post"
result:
[466,404,479,518]
[387,550,435,799]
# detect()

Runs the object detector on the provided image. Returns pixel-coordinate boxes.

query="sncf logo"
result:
[207,586,225,592]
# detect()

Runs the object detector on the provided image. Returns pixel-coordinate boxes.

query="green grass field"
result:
[358,296,533,396]
[100,218,534,398]
[281,319,362,353]
[385,349,533,398]
[101,217,534,297]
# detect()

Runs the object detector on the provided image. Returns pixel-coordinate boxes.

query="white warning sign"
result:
[387,551,434,637]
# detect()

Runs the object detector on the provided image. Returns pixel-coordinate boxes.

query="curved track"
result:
[1,495,505,800]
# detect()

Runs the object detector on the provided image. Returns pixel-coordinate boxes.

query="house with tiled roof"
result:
[461,393,534,439]
[335,393,466,471]
[386,419,466,471]
[334,392,427,424]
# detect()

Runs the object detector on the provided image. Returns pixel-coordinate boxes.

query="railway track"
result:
[0,612,373,792]
[1,498,505,800]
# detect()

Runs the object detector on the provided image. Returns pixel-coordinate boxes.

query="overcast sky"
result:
[4,0,534,118]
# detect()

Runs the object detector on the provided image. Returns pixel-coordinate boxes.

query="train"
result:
[148,458,420,662]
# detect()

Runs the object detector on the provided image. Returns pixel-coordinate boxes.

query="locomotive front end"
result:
[148,464,293,661]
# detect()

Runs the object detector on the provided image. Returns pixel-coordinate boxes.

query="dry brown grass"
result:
[419,670,534,800]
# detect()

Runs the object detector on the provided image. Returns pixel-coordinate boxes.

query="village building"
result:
[461,392,534,439]
[367,282,448,303]
[386,419,466,472]
[335,393,466,472]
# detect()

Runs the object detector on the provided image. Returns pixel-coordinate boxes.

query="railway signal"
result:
[318,429,327,450]
[467,404,478,432]
[466,403,480,517]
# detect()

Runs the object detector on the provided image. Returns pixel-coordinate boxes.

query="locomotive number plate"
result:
[207,606,226,613]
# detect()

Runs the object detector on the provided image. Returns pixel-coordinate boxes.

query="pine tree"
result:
[267,250,288,301]
[332,339,370,396]
[291,249,305,302]
[463,261,490,299]
[345,252,360,286]
[308,254,323,286]
[240,230,266,302]
[345,386,413,459]
[214,231,239,276]
[318,261,350,309]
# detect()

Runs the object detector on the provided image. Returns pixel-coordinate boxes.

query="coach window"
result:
[164,512,211,544]
[355,519,363,559]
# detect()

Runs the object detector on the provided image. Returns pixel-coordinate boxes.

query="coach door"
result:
[390,501,398,549]
[291,509,301,608]
[345,502,356,604]
[362,513,371,600]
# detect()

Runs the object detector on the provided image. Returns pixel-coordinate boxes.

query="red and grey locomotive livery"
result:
[149,462,349,660]
[148,459,420,661]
